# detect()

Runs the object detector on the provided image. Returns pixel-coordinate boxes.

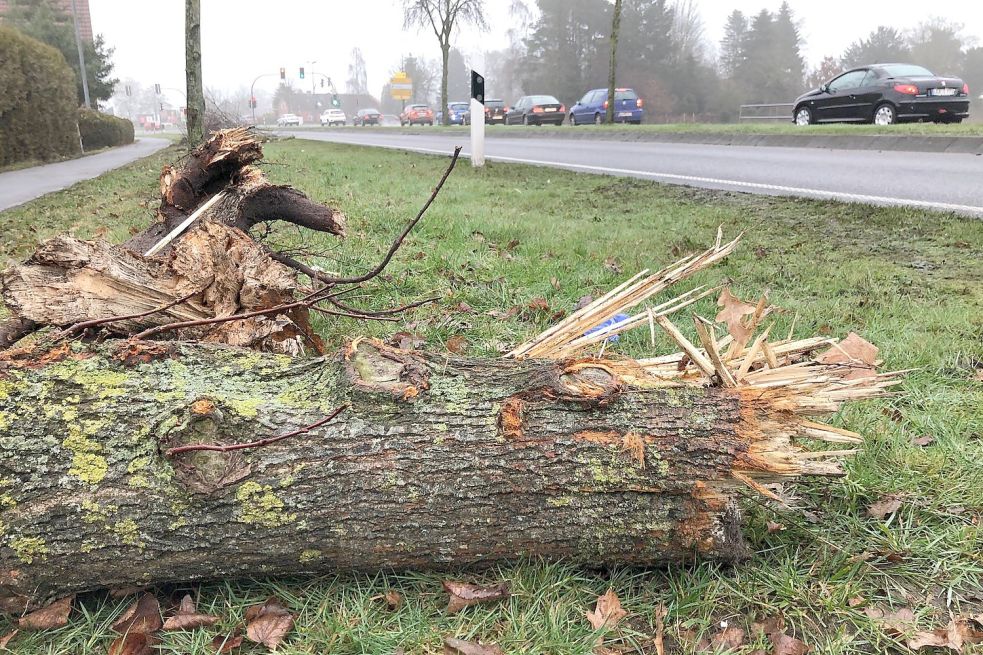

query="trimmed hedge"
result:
[77,108,134,150]
[0,25,80,167]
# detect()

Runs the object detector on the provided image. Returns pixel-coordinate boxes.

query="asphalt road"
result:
[288,130,983,217]
[0,137,171,212]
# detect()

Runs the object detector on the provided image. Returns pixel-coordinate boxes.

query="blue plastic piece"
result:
[584,313,630,343]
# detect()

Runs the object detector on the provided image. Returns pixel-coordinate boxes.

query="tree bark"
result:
[441,41,450,126]
[185,0,205,147]
[606,0,622,125]
[0,336,822,612]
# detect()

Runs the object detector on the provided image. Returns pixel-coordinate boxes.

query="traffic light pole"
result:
[250,73,278,125]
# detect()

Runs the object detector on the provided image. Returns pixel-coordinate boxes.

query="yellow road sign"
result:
[391,72,412,100]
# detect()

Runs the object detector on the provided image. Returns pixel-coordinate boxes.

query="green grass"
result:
[1,141,982,654]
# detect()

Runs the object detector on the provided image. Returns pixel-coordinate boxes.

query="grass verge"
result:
[0,140,981,654]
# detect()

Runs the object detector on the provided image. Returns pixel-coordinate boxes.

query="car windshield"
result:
[529,95,559,105]
[615,89,637,100]
[879,64,933,78]
[486,100,504,108]
[409,105,429,110]
[449,103,469,110]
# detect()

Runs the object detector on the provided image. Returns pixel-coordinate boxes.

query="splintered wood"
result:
[510,231,902,493]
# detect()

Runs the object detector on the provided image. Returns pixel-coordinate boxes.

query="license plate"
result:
[618,112,632,117]
[931,88,957,96]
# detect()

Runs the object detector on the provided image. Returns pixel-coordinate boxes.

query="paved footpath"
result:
[0,138,170,212]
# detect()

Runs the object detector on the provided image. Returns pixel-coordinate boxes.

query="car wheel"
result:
[594,113,602,125]
[794,106,813,126]
[569,113,577,126]
[873,103,896,126]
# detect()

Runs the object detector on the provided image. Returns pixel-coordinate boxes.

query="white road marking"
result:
[302,135,983,216]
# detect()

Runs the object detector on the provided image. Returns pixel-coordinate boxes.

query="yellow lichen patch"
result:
[299,549,322,563]
[64,419,109,485]
[114,519,143,547]
[69,453,109,485]
[80,498,116,523]
[228,397,263,418]
[235,481,296,528]
[0,378,18,401]
[0,412,9,432]
[10,536,48,564]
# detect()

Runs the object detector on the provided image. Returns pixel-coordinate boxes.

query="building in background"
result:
[0,0,93,42]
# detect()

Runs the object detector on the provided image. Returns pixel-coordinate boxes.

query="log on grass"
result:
[0,336,838,612]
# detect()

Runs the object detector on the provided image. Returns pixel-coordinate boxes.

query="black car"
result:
[353,108,382,126]
[793,63,970,126]
[484,99,507,124]
[506,95,565,126]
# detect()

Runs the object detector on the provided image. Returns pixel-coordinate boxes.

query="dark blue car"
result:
[436,102,471,125]
[569,88,644,125]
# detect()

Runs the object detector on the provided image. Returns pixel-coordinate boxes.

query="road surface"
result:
[0,138,171,212]
[288,130,983,217]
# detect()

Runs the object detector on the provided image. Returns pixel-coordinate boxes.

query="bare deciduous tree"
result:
[347,47,369,95]
[403,0,488,125]
[606,0,623,124]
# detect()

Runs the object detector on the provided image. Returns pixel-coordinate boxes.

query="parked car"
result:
[506,95,565,125]
[319,108,346,126]
[352,108,382,126]
[400,104,435,126]
[793,63,970,126]
[570,88,644,125]
[436,102,471,125]
[275,113,302,127]
[483,99,507,124]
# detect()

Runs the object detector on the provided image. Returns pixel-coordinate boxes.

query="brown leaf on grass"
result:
[751,614,784,637]
[574,295,594,311]
[766,521,785,533]
[847,596,865,608]
[443,581,510,614]
[912,435,935,447]
[443,636,504,655]
[715,288,758,344]
[866,495,903,519]
[446,335,468,354]
[677,628,710,652]
[390,331,425,350]
[711,625,746,650]
[18,594,74,630]
[906,616,983,652]
[864,606,916,636]
[372,590,403,611]
[972,369,983,382]
[455,302,473,313]
[527,297,549,312]
[112,594,162,635]
[816,332,879,379]
[244,596,294,649]
[770,632,810,655]
[210,633,243,653]
[604,257,622,274]
[586,589,627,631]
[550,277,561,291]
[505,239,520,251]
[652,604,666,655]
[0,629,18,650]
[108,632,159,655]
[161,594,220,631]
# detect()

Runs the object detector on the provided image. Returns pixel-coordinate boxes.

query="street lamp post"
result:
[69,0,91,108]
[249,73,278,125]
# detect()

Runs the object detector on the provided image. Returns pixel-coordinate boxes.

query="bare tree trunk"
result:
[185,0,205,146]
[441,41,450,126]
[606,0,623,125]
[0,336,836,612]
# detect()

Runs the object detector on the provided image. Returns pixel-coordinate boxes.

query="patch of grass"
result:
[1,140,981,654]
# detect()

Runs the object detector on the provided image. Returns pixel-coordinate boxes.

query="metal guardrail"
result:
[739,103,794,122]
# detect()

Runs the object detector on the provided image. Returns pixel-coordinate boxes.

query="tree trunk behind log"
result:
[0,337,799,612]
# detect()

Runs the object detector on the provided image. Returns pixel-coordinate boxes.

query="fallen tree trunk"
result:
[0,335,870,612]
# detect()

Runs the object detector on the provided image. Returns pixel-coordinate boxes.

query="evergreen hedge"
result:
[0,25,81,167]
[77,108,134,150]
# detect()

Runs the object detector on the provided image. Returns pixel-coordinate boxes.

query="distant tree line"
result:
[476,0,982,122]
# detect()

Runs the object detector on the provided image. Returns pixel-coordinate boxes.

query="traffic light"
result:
[299,67,305,80]
[279,67,285,80]
[331,95,340,107]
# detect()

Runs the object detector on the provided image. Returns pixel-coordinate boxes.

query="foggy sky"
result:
[90,0,983,105]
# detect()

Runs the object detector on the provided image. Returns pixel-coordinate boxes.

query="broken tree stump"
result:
[0,335,872,612]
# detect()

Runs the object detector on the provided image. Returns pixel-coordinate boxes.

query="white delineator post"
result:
[470,98,485,168]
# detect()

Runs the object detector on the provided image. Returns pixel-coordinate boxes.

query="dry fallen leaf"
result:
[715,287,758,344]
[112,594,162,635]
[210,632,243,653]
[372,590,404,611]
[244,596,294,649]
[527,297,550,312]
[907,616,983,652]
[770,632,810,655]
[751,614,785,637]
[162,593,220,631]
[766,521,786,534]
[652,604,666,655]
[0,629,18,650]
[443,636,504,655]
[604,256,622,274]
[866,495,903,520]
[390,331,425,350]
[442,581,510,614]
[108,632,158,655]
[912,435,935,447]
[18,594,74,630]
[585,589,627,631]
[972,369,983,382]
[574,295,594,311]
[847,596,865,608]
[711,625,746,650]
[550,277,561,291]
[455,302,473,313]
[864,606,916,636]
[816,332,879,379]
[446,335,468,354]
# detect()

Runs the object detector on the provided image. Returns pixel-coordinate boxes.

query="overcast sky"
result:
[91,0,982,105]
